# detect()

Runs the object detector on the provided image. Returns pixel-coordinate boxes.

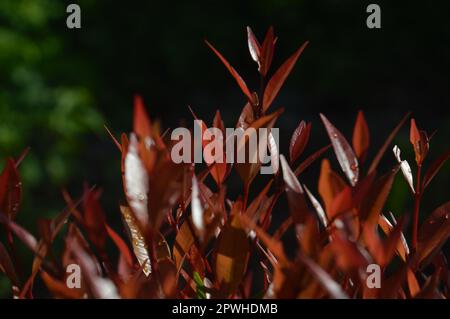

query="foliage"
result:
[0,26,449,299]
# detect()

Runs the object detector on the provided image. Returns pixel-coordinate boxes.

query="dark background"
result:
[1,0,449,295]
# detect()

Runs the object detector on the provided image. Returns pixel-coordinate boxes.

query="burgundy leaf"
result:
[289,121,312,163]
[263,41,308,111]
[205,40,255,104]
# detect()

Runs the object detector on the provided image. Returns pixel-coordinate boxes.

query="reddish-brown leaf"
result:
[289,121,312,163]
[83,187,107,250]
[259,26,275,77]
[320,114,359,186]
[352,110,370,162]
[235,108,283,186]
[40,271,83,299]
[263,41,309,111]
[318,159,346,217]
[133,95,152,138]
[105,225,134,267]
[205,40,255,104]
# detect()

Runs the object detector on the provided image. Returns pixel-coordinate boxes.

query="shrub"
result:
[0,27,449,299]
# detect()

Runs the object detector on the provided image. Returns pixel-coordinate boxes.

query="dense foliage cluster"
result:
[0,27,449,299]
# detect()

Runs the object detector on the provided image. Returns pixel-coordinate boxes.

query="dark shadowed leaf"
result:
[259,26,275,77]
[0,158,22,220]
[352,111,370,162]
[0,242,19,286]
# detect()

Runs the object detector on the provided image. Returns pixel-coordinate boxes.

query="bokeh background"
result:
[1,0,449,296]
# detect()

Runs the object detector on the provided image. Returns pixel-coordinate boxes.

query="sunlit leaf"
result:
[120,205,151,276]
[320,114,359,186]
[393,145,415,193]
[246,26,261,67]
[215,215,250,294]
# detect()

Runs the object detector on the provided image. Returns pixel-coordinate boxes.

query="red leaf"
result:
[320,114,359,186]
[263,41,309,111]
[410,118,421,148]
[205,40,255,104]
[106,225,134,267]
[410,119,429,165]
[133,95,152,138]
[352,110,370,162]
[368,112,410,174]
[318,159,346,217]
[0,158,22,220]
[289,121,312,163]
[83,187,107,249]
[259,26,275,77]
[422,149,450,190]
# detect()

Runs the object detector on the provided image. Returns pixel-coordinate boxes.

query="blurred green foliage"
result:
[0,0,102,188]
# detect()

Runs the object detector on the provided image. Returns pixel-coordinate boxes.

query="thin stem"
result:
[412,165,422,250]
